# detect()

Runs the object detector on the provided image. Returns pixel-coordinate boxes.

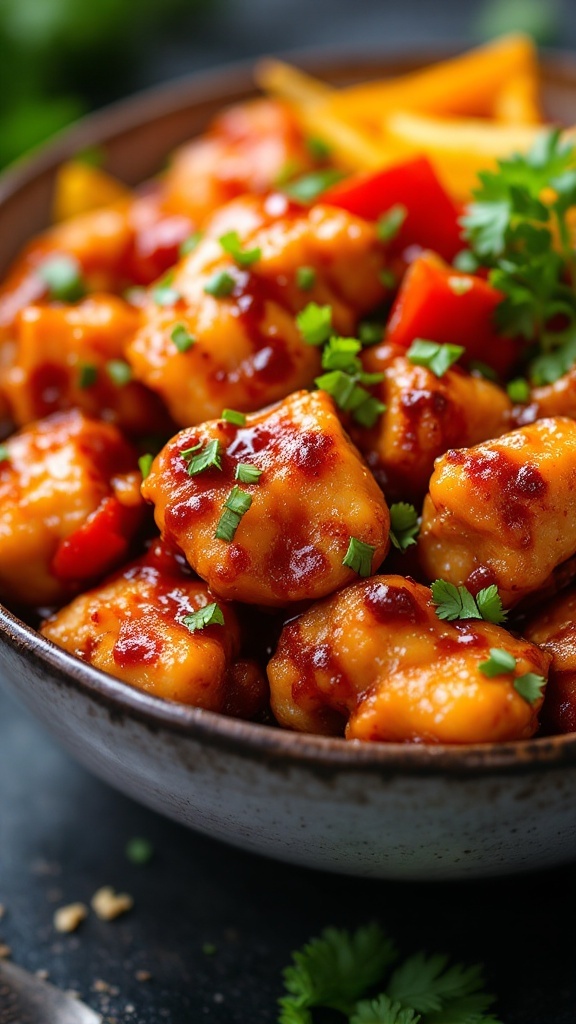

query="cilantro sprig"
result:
[278,925,502,1024]
[389,503,419,552]
[462,128,576,384]
[478,648,546,705]
[431,581,507,624]
[407,339,464,378]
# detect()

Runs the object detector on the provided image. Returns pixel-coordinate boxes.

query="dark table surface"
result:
[2,2,576,1022]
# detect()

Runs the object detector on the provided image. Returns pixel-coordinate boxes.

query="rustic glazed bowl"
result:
[1,53,576,881]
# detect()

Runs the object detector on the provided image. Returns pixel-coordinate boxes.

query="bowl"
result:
[1,51,576,881]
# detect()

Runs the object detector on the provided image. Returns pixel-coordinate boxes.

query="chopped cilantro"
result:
[235,463,262,484]
[315,369,386,428]
[203,270,236,297]
[342,537,376,577]
[296,266,317,291]
[106,359,132,386]
[358,321,384,346]
[215,486,252,542]
[507,377,530,403]
[469,360,500,382]
[179,231,203,257]
[389,503,419,552]
[38,255,85,302]
[322,336,362,373]
[138,453,154,480]
[180,439,222,477]
[514,672,546,704]
[222,408,246,426]
[431,580,507,624]
[376,204,407,243]
[296,302,333,346]
[181,602,225,632]
[282,168,346,204]
[0,445,10,463]
[478,648,517,678]
[306,136,332,161]
[219,230,261,267]
[77,363,97,389]
[152,271,181,306]
[171,323,196,353]
[407,339,464,378]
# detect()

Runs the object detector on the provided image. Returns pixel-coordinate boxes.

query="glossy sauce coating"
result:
[127,197,388,425]
[352,343,512,502]
[419,418,576,606]
[42,539,268,715]
[142,389,390,605]
[268,574,549,743]
[0,409,143,606]
[523,587,576,734]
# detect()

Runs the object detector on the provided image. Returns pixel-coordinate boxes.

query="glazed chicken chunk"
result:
[268,575,549,743]
[127,197,389,425]
[351,343,512,502]
[4,295,170,436]
[419,417,576,606]
[142,389,390,605]
[523,588,576,734]
[42,539,268,716]
[0,409,143,607]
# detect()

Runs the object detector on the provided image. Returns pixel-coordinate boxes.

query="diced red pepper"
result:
[385,252,522,377]
[322,156,463,263]
[52,495,143,583]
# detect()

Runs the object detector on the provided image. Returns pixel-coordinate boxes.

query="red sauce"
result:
[363,580,427,624]
[267,533,329,595]
[113,618,163,667]
[29,363,69,417]
[292,431,335,477]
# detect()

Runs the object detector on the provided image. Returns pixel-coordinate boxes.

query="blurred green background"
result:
[0,0,566,170]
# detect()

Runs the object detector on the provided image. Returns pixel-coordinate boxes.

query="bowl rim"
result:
[2,47,576,777]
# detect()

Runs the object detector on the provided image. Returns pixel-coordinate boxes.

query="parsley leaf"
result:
[181,603,224,632]
[235,463,262,484]
[387,954,486,1015]
[407,339,464,378]
[462,128,576,384]
[478,648,516,678]
[222,408,246,426]
[350,995,421,1024]
[514,672,546,704]
[215,486,252,541]
[389,502,419,552]
[281,924,397,1017]
[343,537,376,577]
[431,581,507,624]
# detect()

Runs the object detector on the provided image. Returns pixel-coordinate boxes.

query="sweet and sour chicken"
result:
[2,54,576,744]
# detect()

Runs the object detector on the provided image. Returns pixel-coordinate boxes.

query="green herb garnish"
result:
[38,255,85,302]
[219,230,261,267]
[358,321,384,346]
[315,369,386,428]
[171,323,196,353]
[222,408,246,426]
[296,266,317,291]
[407,339,464,378]
[0,445,10,463]
[179,231,203,257]
[125,837,154,865]
[296,302,333,346]
[203,269,236,298]
[282,168,346,204]
[180,439,222,477]
[235,463,262,484]
[306,136,332,161]
[376,204,407,243]
[181,602,225,632]
[152,271,181,306]
[507,377,530,402]
[138,453,154,480]
[389,503,419,552]
[431,580,507,624]
[215,486,252,542]
[478,647,517,677]
[106,359,132,386]
[514,672,547,704]
[77,363,97,389]
[342,537,376,577]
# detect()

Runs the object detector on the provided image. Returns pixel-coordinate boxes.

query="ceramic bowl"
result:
[1,53,576,881]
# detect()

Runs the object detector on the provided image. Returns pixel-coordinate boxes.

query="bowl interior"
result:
[2,48,576,771]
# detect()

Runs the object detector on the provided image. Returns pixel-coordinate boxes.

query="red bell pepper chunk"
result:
[52,495,142,583]
[385,252,521,378]
[322,156,463,263]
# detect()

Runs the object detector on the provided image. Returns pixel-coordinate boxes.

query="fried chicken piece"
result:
[268,574,549,742]
[419,418,576,607]
[0,410,143,607]
[523,587,576,734]
[142,390,390,606]
[42,539,268,715]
